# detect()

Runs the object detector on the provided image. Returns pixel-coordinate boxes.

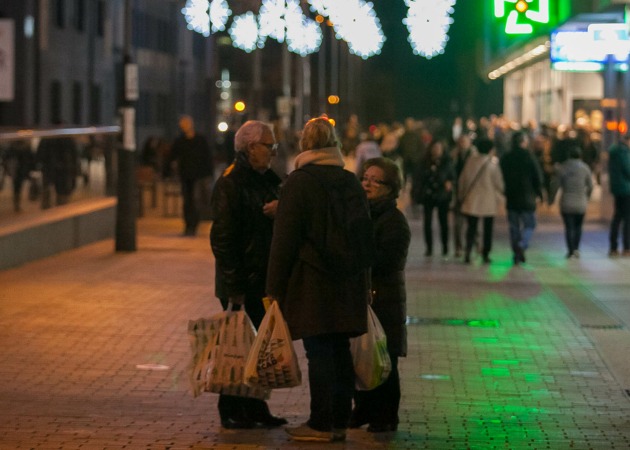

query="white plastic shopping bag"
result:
[244,300,302,389]
[188,304,269,399]
[350,305,392,390]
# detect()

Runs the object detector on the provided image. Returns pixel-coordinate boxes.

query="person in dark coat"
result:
[412,139,455,257]
[4,139,37,212]
[209,120,286,430]
[266,116,373,443]
[607,133,630,256]
[500,130,544,264]
[37,134,80,208]
[350,157,410,433]
[171,115,214,236]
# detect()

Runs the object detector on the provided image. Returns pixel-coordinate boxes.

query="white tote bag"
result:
[349,305,392,390]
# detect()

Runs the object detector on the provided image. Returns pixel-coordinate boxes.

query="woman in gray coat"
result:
[556,145,593,258]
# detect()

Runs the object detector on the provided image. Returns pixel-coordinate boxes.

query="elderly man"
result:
[209,120,285,429]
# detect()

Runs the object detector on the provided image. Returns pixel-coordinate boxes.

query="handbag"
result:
[187,303,269,399]
[350,305,392,390]
[244,300,302,389]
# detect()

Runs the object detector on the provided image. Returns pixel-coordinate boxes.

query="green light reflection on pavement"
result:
[492,359,521,365]
[482,367,512,377]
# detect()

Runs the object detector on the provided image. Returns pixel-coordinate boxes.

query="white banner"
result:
[0,19,15,102]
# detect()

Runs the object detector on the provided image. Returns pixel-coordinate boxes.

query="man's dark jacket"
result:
[210,151,282,300]
[500,147,543,211]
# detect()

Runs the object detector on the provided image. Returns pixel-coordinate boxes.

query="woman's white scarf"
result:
[294,146,345,170]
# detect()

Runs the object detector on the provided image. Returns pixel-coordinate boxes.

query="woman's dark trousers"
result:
[562,212,584,255]
[423,200,449,255]
[352,352,400,426]
[302,333,355,431]
[465,215,494,259]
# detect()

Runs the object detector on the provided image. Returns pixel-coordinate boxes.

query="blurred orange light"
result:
[327,95,340,105]
[315,15,324,24]
[234,101,246,112]
[515,0,528,13]
[619,120,628,134]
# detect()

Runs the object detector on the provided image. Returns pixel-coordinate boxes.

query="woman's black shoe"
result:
[367,423,398,433]
[348,416,370,429]
[221,418,256,429]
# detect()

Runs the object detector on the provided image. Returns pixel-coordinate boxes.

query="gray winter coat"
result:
[556,158,593,214]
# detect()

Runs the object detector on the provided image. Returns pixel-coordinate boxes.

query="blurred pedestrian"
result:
[500,131,543,264]
[354,132,381,174]
[37,132,80,208]
[209,120,286,429]
[452,133,475,257]
[412,139,455,257]
[4,139,37,212]
[170,115,214,236]
[555,145,593,259]
[398,117,423,182]
[607,133,630,257]
[458,138,504,264]
[266,115,374,443]
[351,157,410,433]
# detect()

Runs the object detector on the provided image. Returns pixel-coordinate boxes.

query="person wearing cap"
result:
[209,120,286,429]
[607,133,630,257]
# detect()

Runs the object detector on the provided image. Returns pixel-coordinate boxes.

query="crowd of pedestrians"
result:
[336,113,613,263]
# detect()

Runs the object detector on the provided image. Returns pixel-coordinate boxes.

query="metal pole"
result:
[115,0,137,252]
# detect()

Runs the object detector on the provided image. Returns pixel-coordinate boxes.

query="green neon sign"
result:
[494,0,550,35]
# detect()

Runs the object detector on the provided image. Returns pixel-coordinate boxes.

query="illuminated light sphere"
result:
[309,0,385,59]
[234,101,246,112]
[403,0,456,59]
[181,0,211,37]
[286,16,323,56]
[229,12,259,53]
[217,121,229,132]
[259,0,323,55]
[209,0,231,32]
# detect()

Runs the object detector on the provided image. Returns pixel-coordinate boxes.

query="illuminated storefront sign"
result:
[494,0,550,34]
[551,23,630,72]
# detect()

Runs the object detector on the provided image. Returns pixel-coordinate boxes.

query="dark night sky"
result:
[363,0,503,123]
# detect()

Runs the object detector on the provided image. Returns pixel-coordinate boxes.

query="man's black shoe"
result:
[254,415,288,428]
[221,418,256,429]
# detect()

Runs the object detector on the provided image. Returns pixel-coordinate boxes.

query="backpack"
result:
[298,166,375,278]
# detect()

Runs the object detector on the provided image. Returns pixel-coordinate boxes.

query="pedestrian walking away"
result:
[457,138,504,264]
[209,120,286,430]
[411,138,455,258]
[500,130,544,265]
[607,132,630,257]
[555,145,593,259]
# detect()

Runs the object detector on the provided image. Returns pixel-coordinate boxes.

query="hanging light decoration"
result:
[309,0,385,59]
[229,12,259,53]
[403,0,456,59]
[286,16,323,56]
[209,0,231,33]
[181,0,211,37]
[258,0,322,55]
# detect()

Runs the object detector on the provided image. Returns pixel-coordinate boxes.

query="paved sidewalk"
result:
[1,208,630,449]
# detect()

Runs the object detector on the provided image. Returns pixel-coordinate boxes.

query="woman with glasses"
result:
[350,157,410,433]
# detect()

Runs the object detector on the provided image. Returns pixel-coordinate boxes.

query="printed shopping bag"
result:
[187,305,268,399]
[244,300,302,389]
[350,305,392,390]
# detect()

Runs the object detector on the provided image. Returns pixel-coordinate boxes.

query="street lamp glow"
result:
[217,121,229,132]
[234,101,246,112]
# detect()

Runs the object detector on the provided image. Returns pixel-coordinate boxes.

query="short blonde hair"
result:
[300,115,339,152]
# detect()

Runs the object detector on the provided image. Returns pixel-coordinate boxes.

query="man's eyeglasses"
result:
[259,142,279,152]
[361,176,387,186]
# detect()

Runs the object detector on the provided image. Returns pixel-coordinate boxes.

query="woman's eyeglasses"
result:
[361,176,387,186]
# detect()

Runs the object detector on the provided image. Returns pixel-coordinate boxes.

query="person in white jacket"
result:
[458,138,505,264]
